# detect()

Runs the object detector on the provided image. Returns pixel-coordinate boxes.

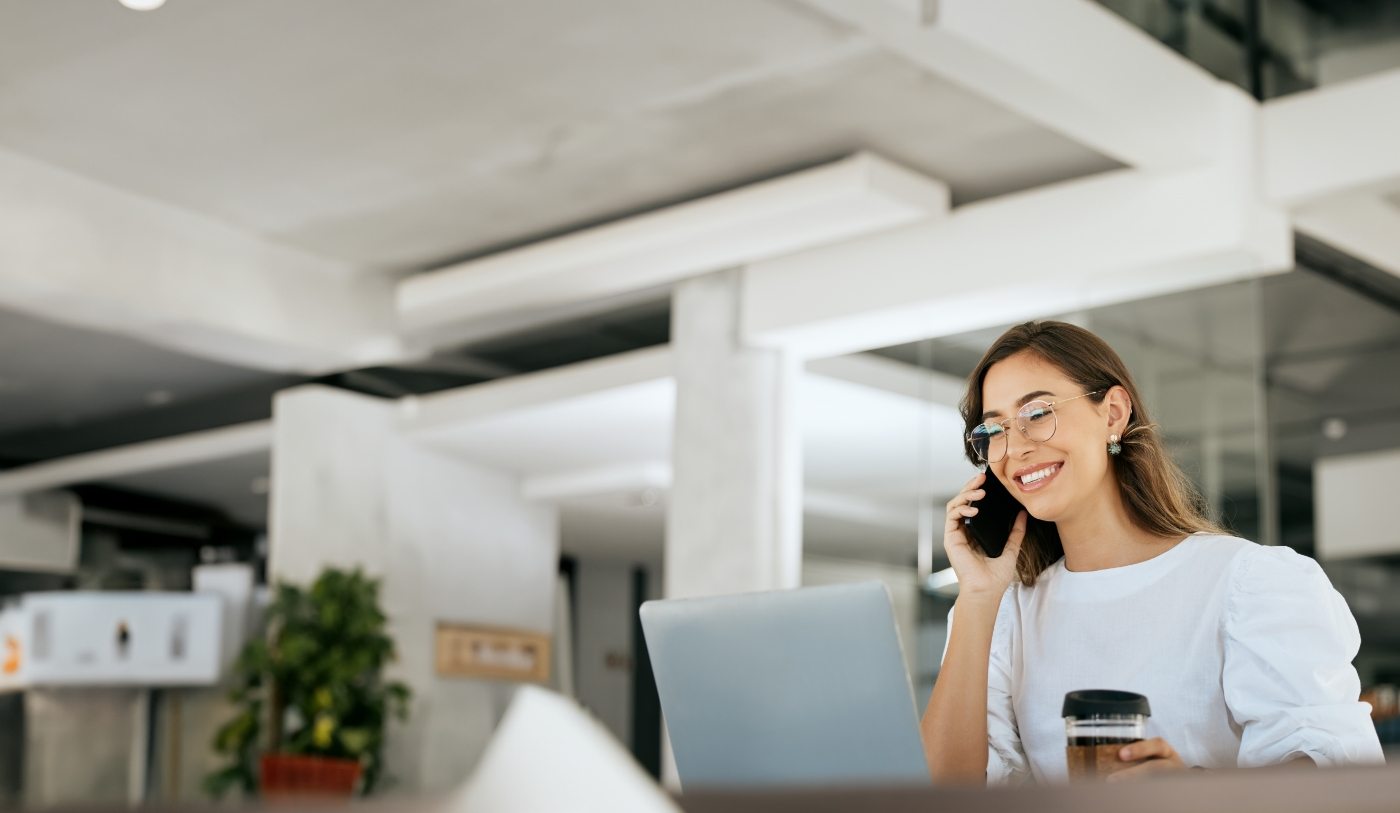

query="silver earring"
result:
[1108,434,1122,456]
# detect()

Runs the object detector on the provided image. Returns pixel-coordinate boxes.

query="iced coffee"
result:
[1062,689,1150,781]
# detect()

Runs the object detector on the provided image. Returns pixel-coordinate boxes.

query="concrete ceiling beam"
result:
[742,164,1293,359]
[0,421,271,498]
[1263,68,1400,206]
[0,148,402,374]
[1294,196,1400,280]
[802,0,1226,170]
[395,153,950,342]
[1263,68,1400,280]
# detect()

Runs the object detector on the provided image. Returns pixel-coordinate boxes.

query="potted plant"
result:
[205,567,411,799]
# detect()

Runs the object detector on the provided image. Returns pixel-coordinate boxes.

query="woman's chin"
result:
[1020,499,1060,524]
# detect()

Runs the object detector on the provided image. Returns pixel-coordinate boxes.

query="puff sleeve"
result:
[1222,545,1384,768]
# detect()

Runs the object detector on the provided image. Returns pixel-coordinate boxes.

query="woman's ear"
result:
[1105,385,1132,434]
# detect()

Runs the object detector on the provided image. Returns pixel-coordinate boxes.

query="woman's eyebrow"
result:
[981,390,1055,420]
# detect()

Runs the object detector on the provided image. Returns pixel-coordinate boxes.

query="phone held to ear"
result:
[962,469,1023,558]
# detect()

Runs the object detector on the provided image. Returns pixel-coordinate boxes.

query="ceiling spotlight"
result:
[1322,417,1348,441]
[119,0,167,10]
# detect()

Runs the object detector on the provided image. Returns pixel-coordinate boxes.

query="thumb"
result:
[1004,510,1029,559]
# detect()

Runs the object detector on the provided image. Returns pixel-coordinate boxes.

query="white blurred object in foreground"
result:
[452,685,679,813]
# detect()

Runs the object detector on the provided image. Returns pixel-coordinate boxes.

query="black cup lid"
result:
[1062,689,1150,718]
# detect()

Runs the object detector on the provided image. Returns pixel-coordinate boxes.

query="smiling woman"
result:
[919,320,1385,786]
[959,322,1227,585]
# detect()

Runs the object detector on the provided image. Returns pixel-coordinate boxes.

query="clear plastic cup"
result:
[1063,689,1151,781]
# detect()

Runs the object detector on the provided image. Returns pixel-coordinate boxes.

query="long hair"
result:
[961,321,1227,585]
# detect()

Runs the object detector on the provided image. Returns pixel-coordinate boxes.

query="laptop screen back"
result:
[639,581,930,789]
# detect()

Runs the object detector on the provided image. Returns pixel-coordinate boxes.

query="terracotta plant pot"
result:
[259,753,362,799]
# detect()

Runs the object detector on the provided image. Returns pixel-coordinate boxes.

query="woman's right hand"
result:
[944,471,1027,603]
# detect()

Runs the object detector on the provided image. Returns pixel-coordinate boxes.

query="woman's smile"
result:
[1010,461,1064,494]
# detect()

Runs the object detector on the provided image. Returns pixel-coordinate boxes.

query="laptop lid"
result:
[639,581,930,789]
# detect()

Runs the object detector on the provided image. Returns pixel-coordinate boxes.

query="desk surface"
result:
[676,764,1400,813]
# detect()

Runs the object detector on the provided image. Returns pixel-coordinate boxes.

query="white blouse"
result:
[948,534,1385,784]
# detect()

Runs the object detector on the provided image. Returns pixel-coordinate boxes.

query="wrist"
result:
[954,591,1004,615]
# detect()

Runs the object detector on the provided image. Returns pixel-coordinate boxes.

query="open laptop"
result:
[639,581,931,789]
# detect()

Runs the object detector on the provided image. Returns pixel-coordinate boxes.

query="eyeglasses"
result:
[966,390,1104,463]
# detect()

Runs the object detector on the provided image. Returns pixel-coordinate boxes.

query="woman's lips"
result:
[1013,462,1062,493]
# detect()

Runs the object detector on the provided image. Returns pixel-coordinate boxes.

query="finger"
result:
[944,507,976,535]
[945,488,985,512]
[1118,739,1173,762]
[1002,510,1029,556]
[944,492,986,535]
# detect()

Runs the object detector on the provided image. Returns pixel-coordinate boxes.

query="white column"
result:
[268,385,560,793]
[664,268,802,599]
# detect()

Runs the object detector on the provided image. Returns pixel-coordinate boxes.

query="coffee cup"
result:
[1063,689,1150,781]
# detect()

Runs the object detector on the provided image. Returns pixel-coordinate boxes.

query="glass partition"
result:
[801,278,1272,713]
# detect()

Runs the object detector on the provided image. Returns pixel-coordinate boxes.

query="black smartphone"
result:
[962,469,1023,558]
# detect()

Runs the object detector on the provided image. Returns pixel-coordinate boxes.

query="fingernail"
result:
[1119,747,1132,760]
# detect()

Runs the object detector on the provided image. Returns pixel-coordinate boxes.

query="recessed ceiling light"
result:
[119,0,167,9]
[629,488,662,508]
[1322,417,1348,441]
[145,390,174,407]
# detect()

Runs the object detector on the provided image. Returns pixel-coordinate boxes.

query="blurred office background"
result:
[1,0,1399,805]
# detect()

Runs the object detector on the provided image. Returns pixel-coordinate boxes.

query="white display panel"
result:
[0,592,223,689]
[1316,447,1400,560]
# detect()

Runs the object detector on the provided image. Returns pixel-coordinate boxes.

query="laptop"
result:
[639,581,931,789]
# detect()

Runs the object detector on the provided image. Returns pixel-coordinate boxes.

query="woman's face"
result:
[979,351,1123,523]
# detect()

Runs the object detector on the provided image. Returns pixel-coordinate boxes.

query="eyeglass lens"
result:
[968,401,1058,463]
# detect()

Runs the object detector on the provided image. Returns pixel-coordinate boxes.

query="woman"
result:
[922,320,1383,784]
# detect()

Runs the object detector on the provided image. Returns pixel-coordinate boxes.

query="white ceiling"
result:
[413,378,677,474]
[101,448,271,528]
[0,304,277,439]
[0,0,1117,271]
[0,0,1124,458]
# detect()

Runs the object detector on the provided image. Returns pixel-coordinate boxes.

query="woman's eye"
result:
[1024,408,1049,422]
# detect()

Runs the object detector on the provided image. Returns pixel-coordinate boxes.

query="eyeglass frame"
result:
[966,389,1106,463]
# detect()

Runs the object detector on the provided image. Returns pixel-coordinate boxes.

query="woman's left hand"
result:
[1105,738,1188,781]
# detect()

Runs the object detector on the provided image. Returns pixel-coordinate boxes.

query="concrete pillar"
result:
[664,267,802,599]
[268,385,559,794]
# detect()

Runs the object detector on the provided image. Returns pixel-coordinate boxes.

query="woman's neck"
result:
[1056,487,1178,572]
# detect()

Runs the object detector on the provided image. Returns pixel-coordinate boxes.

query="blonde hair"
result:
[961,321,1228,585]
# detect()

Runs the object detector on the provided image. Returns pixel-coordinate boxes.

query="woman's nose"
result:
[1005,423,1036,458]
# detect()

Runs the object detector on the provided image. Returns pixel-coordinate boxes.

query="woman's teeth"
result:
[1020,464,1059,485]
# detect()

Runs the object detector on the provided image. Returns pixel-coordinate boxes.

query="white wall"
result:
[268,385,560,793]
